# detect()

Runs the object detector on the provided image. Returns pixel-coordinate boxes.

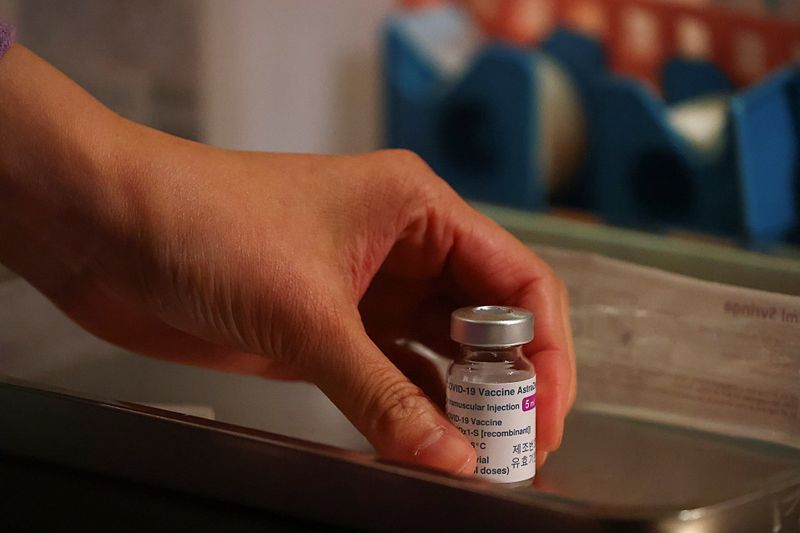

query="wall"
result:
[0,0,394,152]
[199,0,393,153]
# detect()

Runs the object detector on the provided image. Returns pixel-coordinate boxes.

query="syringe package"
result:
[537,244,800,449]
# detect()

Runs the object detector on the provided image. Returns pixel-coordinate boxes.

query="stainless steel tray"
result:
[1,374,799,532]
[1,272,799,531]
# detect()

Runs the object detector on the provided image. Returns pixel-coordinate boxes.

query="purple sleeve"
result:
[0,23,16,60]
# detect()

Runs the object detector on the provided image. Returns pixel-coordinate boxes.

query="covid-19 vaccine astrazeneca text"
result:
[446,306,536,485]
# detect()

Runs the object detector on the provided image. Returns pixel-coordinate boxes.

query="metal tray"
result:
[1,261,799,531]
[1,374,799,532]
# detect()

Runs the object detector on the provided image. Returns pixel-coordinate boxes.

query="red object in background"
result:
[401,0,800,88]
[578,0,800,88]
[465,0,558,44]
[400,0,449,8]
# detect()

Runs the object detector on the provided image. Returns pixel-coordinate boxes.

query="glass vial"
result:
[446,306,536,485]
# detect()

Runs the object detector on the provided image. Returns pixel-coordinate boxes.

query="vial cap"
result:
[450,306,534,347]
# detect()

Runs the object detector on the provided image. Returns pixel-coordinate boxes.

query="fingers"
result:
[536,449,550,468]
[558,275,577,412]
[379,338,448,409]
[306,317,476,475]
[447,203,577,457]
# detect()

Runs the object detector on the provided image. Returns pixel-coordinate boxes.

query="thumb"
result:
[307,321,476,475]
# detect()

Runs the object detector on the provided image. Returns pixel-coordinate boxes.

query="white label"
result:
[446,378,536,483]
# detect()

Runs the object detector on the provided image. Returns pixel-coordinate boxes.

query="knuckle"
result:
[367,149,451,221]
[372,149,437,191]
[376,148,428,171]
[367,372,432,435]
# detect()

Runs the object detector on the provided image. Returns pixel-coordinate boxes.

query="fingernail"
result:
[413,426,476,475]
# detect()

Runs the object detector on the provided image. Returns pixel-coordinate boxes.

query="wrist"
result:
[0,44,141,295]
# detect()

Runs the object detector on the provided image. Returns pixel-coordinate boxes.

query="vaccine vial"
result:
[446,306,536,485]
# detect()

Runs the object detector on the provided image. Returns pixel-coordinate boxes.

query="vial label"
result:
[446,378,536,483]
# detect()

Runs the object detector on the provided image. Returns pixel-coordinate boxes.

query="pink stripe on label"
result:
[521,394,536,412]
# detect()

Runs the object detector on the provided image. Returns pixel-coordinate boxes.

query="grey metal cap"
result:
[450,306,534,347]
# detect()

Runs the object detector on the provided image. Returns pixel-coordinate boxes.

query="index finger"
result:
[447,201,576,456]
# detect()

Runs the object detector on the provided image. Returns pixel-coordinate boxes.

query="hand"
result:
[0,45,576,474]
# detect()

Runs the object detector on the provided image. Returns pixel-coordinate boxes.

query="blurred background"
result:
[2,0,798,255]
[0,0,392,152]
[384,0,800,253]
[1,0,798,393]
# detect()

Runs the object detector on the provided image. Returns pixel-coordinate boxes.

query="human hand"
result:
[0,45,575,475]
